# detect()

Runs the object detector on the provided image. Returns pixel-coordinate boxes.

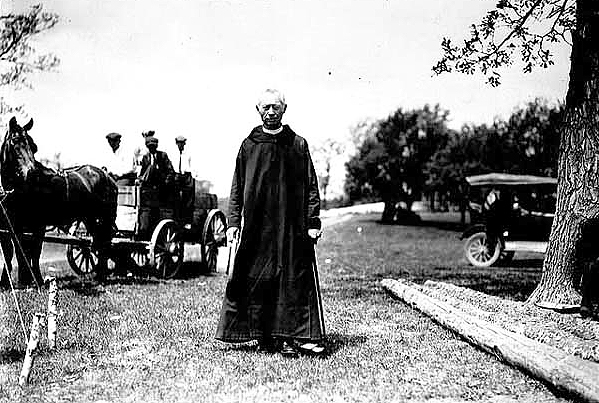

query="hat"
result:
[175,136,187,144]
[145,136,158,146]
[106,132,121,140]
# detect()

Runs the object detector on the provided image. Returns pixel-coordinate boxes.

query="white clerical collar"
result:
[262,126,283,135]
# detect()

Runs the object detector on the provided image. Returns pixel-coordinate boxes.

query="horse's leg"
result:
[0,235,14,289]
[29,228,45,286]
[16,234,35,287]
[86,218,109,281]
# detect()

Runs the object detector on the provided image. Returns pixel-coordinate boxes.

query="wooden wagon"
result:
[60,174,227,279]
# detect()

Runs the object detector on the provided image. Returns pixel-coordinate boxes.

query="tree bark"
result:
[528,0,599,305]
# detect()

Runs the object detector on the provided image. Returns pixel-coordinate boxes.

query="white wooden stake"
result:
[46,275,58,349]
[19,313,43,386]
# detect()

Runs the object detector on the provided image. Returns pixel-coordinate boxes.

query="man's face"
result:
[108,138,120,152]
[177,142,185,152]
[257,93,286,130]
[146,144,158,153]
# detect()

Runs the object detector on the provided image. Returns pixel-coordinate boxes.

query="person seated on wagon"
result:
[138,136,174,188]
[103,132,137,185]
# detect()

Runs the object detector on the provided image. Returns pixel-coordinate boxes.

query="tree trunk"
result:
[528,0,599,305]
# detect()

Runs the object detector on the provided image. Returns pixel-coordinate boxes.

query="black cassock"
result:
[215,125,325,342]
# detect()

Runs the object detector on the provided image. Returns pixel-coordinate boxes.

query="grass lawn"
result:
[0,213,572,403]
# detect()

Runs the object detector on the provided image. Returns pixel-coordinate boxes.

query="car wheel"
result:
[464,232,501,267]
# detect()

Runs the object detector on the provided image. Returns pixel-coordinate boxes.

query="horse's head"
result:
[1,117,37,190]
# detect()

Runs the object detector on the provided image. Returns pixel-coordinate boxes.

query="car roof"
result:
[465,173,557,186]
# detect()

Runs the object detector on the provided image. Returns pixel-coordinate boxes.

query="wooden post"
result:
[46,275,58,349]
[381,278,599,403]
[19,313,43,386]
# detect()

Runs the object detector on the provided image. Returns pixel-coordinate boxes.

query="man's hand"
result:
[227,227,239,243]
[308,228,322,240]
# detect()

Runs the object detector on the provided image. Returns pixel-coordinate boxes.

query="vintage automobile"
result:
[461,173,557,267]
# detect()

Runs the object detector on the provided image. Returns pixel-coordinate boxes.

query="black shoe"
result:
[257,337,276,353]
[279,340,298,358]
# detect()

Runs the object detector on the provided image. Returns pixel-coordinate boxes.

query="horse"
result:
[0,117,118,288]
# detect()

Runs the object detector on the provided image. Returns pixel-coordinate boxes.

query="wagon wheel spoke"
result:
[73,249,83,263]
[73,249,84,266]
[90,251,99,267]
[84,254,91,274]
[75,255,85,271]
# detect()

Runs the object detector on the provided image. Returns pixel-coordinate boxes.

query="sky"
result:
[1,0,571,197]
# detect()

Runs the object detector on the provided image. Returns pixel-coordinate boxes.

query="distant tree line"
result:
[344,98,563,223]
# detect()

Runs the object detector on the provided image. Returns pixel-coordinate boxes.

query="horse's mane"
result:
[0,130,14,191]
[0,130,9,166]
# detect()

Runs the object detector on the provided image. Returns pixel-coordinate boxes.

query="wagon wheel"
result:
[149,219,183,279]
[464,231,501,268]
[202,210,227,273]
[66,221,99,276]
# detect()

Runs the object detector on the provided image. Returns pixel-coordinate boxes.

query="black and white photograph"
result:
[1,0,598,402]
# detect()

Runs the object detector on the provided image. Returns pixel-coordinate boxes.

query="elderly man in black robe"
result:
[215,89,326,357]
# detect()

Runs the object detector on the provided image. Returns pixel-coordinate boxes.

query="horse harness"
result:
[58,169,93,201]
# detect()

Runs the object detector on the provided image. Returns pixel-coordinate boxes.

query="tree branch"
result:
[477,0,545,62]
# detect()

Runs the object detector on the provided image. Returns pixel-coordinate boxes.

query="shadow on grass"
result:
[499,258,544,269]
[418,219,466,233]
[325,332,367,356]
[58,275,169,296]
[56,262,217,293]
[376,217,466,233]
[466,280,540,301]
[378,262,544,302]
[179,262,217,279]
[215,333,367,358]
[58,280,106,297]
[0,348,22,364]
